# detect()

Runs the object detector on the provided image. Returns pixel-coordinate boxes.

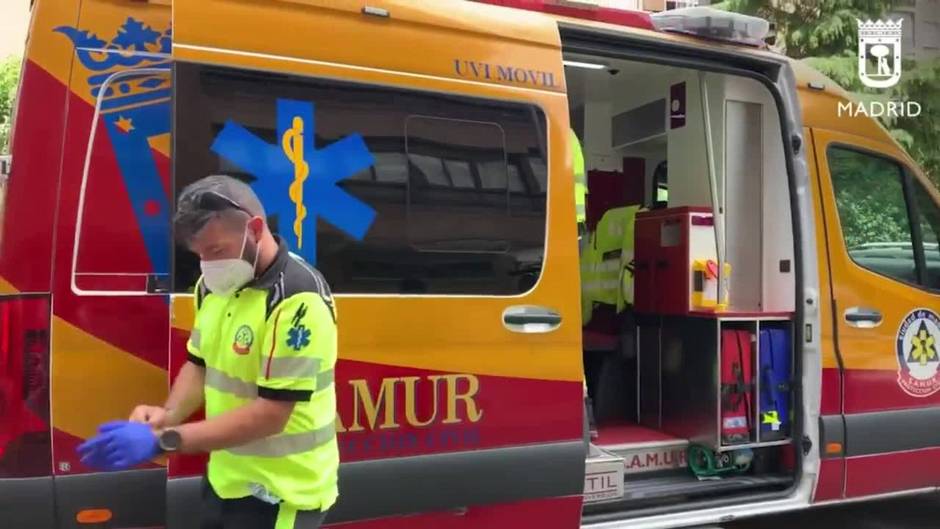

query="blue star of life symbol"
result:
[211,99,377,265]
[286,325,312,352]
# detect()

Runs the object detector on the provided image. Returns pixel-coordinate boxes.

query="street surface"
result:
[729,494,939,528]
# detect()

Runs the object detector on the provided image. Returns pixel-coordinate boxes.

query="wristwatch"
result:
[158,429,183,453]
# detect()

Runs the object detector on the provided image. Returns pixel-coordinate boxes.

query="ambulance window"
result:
[405,116,524,256]
[508,164,526,193]
[444,160,475,189]
[73,68,173,295]
[828,146,917,284]
[409,153,450,187]
[654,160,668,208]
[528,158,547,193]
[476,159,508,190]
[912,179,940,289]
[173,63,547,295]
[373,153,408,184]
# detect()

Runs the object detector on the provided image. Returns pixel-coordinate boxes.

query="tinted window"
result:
[828,147,917,284]
[173,64,547,295]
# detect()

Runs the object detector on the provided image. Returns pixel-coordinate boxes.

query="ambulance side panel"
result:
[169,1,585,528]
[805,76,940,500]
[0,0,76,527]
[26,0,173,527]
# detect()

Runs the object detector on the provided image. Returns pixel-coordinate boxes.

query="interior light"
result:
[563,60,607,70]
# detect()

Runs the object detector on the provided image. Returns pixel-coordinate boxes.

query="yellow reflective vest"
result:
[570,129,586,225]
[580,206,643,314]
[187,238,339,511]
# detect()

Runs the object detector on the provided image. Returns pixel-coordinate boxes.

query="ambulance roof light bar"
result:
[471,0,657,32]
[650,7,770,47]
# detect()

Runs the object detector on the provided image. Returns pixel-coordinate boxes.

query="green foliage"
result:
[887,59,940,188]
[0,55,22,155]
[713,0,898,58]
[805,55,940,188]
[829,147,912,248]
[717,1,940,188]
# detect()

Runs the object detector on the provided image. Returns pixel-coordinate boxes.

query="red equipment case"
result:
[634,207,716,315]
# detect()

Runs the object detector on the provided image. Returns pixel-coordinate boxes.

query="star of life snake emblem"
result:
[896,309,940,397]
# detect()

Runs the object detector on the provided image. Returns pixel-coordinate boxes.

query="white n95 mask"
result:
[200,228,261,296]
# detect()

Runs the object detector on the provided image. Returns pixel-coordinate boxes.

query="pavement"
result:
[728,494,939,528]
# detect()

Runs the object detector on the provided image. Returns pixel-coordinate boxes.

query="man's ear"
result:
[247,216,265,240]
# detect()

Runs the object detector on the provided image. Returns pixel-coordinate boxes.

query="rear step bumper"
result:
[584,472,793,515]
[585,443,793,515]
[607,439,689,476]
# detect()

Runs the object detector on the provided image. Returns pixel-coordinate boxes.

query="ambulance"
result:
[1,0,939,528]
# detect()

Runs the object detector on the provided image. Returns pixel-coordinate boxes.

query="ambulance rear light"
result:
[0,295,51,478]
[650,7,770,47]
[472,0,657,32]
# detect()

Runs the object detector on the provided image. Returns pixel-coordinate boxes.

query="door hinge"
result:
[802,435,813,456]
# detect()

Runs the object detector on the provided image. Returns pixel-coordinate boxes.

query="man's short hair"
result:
[174,174,266,243]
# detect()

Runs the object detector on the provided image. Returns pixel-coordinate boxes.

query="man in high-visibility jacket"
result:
[582,205,643,314]
[571,128,587,239]
[77,175,338,529]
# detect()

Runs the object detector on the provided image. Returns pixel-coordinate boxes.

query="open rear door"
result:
[171,1,585,528]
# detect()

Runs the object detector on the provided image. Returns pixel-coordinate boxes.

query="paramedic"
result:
[77,175,340,529]
[571,128,587,241]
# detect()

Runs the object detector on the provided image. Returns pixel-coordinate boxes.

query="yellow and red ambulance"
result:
[1,0,938,528]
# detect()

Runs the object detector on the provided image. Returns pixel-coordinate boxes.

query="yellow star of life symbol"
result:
[910,326,938,367]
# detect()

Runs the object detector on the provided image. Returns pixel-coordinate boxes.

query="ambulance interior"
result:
[565,54,800,515]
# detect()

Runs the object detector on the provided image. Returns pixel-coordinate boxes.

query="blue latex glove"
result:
[77,420,160,471]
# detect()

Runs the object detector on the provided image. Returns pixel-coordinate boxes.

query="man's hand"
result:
[77,421,161,471]
[129,405,169,428]
[127,362,206,430]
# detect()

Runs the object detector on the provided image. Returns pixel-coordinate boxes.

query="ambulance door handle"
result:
[844,307,883,328]
[502,305,562,334]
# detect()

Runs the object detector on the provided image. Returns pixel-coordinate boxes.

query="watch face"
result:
[160,429,182,452]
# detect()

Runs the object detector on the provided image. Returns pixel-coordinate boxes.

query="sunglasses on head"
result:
[196,191,251,216]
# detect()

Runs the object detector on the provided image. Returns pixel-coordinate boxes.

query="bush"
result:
[0,55,22,155]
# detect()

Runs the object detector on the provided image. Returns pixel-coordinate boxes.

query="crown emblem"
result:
[857,18,903,39]
[55,18,172,113]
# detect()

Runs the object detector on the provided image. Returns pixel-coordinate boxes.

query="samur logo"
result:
[896,309,940,398]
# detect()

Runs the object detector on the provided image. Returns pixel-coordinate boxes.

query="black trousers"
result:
[200,478,328,529]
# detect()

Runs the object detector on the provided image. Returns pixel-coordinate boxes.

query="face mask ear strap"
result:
[252,238,262,272]
[241,220,262,274]
[238,225,250,258]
